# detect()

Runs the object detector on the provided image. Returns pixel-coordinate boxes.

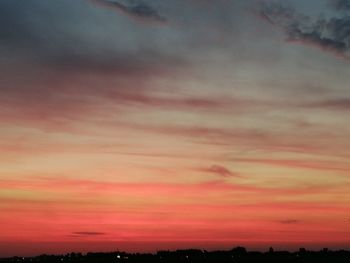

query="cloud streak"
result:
[0,177,342,198]
[233,158,350,173]
[279,219,299,224]
[90,0,166,23]
[198,165,240,178]
[304,98,350,110]
[72,232,106,236]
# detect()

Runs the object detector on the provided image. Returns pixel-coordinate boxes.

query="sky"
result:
[0,0,350,257]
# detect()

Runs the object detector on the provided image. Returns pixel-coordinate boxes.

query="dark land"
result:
[2,247,350,263]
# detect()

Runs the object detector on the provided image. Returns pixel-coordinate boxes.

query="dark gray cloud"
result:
[0,1,43,51]
[0,0,249,71]
[0,0,307,135]
[0,0,172,72]
[330,0,350,11]
[260,2,350,59]
[90,0,166,23]
[0,0,187,121]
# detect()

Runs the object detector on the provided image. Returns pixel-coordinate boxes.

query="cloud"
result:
[1,177,338,198]
[279,219,299,224]
[233,158,350,172]
[260,2,350,59]
[0,0,187,132]
[0,0,171,70]
[330,0,350,11]
[0,1,198,134]
[304,98,350,110]
[72,232,106,236]
[198,165,240,178]
[90,0,166,23]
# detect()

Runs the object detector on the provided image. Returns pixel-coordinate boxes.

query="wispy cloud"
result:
[260,1,350,60]
[0,177,341,198]
[233,158,350,173]
[279,219,299,224]
[304,98,350,110]
[197,165,240,178]
[90,0,166,23]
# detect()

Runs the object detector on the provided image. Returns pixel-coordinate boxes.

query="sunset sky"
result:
[1,0,350,257]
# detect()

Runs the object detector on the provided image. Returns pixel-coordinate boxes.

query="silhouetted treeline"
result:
[2,247,350,263]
